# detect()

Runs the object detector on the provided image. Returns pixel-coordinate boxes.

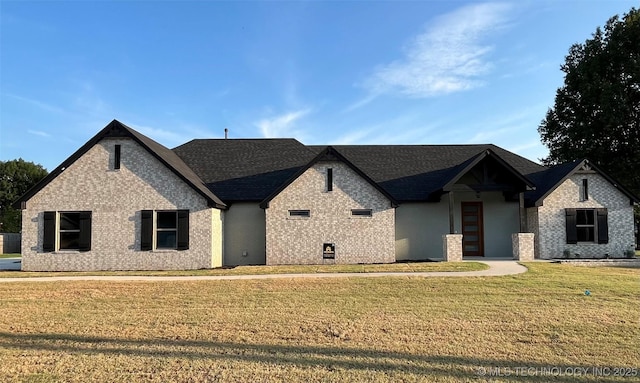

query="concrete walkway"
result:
[0,260,527,283]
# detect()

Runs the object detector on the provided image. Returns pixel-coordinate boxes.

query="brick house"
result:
[14,120,638,271]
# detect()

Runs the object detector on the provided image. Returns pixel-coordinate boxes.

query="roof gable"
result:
[441,149,535,192]
[525,159,639,207]
[14,120,226,209]
[259,146,399,208]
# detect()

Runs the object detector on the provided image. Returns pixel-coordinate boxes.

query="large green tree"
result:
[538,7,640,198]
[0,159,48,233]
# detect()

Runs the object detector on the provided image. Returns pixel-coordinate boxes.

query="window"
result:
[327,168,333,192]
[141,210,189,251]
[351,209,372,217]
[580,179,588,201]
[565,208,608,244]
[288,210,310,218]
[576,209,595,242]
[114,144,121,170]
[156,211,178,249]
[59,212,81,249]
[43,211,92,252]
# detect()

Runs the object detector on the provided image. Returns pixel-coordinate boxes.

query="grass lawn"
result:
[0,261,487,278]
[0,254,20,259]
[0,263,638,383]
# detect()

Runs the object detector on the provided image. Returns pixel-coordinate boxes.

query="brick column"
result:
[512,233,534,261]
[443,234,463,262]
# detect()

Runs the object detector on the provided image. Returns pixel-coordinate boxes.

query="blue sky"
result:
[1,1,636,171]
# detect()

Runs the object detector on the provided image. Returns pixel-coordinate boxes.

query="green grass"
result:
[0,263,638,382]
[0,253,20,259]
[0,261,487,278]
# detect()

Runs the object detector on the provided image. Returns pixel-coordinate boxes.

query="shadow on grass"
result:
[0,332,624,382]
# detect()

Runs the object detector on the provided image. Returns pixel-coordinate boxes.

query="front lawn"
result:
[0,260,487,278]
[0,254,20,259]
[0,263,637,382]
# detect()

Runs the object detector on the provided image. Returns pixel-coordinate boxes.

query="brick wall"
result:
[21,138,221,271]
[535,173,635,259]
[526,207,540,258]
[265,161,395,265]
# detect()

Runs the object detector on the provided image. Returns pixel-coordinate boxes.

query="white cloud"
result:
[364,2,513,98]
[255,109,310,138]
[7,94,67,115]
[129,124,189,147]
[27,129,51,138]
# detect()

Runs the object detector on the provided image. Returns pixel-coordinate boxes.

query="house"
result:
[14,120,638,271]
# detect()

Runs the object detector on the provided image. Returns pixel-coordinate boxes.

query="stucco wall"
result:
[223,202,266,265]
[536,173,634,259]
[265,161,395,265]
[21,138,220,271]
[396,192,520,260]
[395,202,448,260]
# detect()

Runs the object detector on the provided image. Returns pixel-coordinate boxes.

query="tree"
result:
[538,7,640,199]
[0,159,48,233]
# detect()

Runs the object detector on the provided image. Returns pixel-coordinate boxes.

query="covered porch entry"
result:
[439,150,535,260]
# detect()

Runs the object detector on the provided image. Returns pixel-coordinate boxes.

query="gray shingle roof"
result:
[172,139,316,201]
[174,140,545,202]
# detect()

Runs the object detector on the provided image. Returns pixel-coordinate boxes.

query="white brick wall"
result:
[535,173,634,259]
[265,162,395,265]
[21,138,221,271]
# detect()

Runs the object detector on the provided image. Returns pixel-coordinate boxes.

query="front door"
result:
[461,202,484,256]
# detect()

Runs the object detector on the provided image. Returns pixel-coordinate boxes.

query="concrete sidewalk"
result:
[0,260,527,283]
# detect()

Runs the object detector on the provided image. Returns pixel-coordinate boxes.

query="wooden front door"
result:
[461,202,484,256]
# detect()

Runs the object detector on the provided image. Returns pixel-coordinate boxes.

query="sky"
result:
[0,0,637,171]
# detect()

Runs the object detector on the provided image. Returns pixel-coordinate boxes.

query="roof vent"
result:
[224,128,228,139]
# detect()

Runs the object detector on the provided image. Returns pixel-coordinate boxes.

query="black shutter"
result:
[177,210,189,250]
[597,208,609,244]
[43,211,56,252]
[141,210,153,251]
[78,211,92,251]
[565,208,577,244]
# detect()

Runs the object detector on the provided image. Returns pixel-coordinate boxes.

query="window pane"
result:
[465,225,478,231]
[463,215,477,222]
[465,235,478,242]
[157,212,177,229]
[60,232,80,250]
[577,227,595,242]
[60,213,80,231]
[351,209,372,217]
[463,206,477,212]
[577,210,594,225]
[464,245,478,251]
[289,210,310,217]
[157,231,177,249]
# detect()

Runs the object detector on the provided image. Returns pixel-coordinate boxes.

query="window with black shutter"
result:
[141,210,189,251]
[42,211,92,252]
[327,168,333,192]
[566,208,608,244]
